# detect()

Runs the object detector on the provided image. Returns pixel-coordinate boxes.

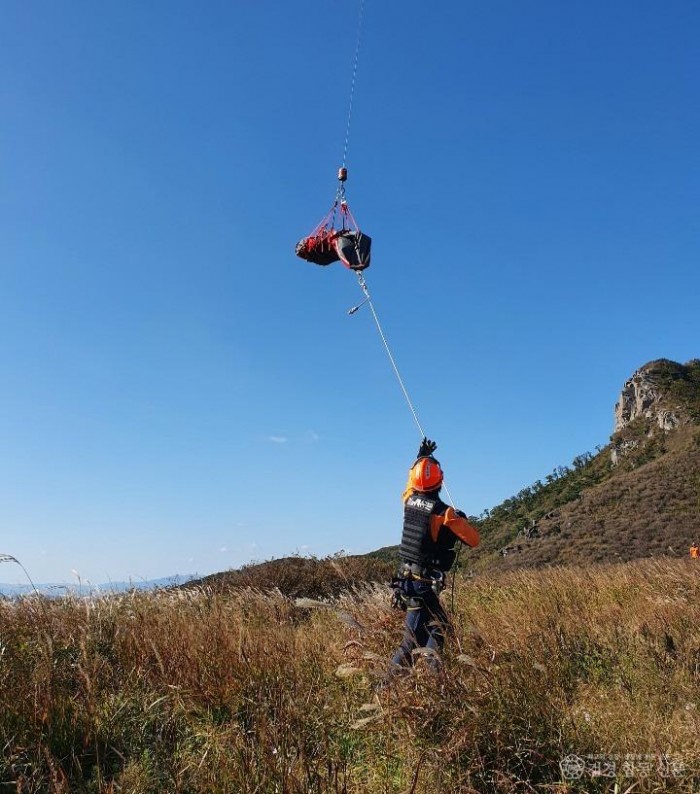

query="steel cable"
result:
[341,0,366,170]
[355,273,456,508]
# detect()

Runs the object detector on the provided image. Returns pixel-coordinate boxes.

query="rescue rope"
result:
[356,274,463,606]
[331,0,465,603]
[355,273,425,437]
[355,272,456,508]
[341,0,366,170]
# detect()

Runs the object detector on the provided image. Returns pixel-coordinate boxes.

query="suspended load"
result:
[335,229,371,270]
[295,226,339,266]
[295,168,372,271]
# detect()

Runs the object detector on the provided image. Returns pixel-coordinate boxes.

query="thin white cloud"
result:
[268,435,288,444]
[308,430,320,441]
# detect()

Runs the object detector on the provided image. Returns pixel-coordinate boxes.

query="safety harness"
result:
[391,563,446,611]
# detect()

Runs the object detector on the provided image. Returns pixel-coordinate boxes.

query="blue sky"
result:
[1,0,697,584]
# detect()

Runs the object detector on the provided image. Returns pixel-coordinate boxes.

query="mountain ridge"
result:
[463,357,700,571]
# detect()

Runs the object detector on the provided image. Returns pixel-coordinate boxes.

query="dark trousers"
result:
[391,579,449,668]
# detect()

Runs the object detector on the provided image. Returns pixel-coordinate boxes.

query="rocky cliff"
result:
[468,358,700,571]
[614,361,684,433]
[611,359,700,465]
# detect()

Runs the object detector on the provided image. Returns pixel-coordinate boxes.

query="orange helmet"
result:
[409,457,443,492]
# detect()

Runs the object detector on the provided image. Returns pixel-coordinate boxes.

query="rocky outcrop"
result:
[657,410,681,431]
[610,439,639,466]
[614,360,686,433]
[467,357,700,572]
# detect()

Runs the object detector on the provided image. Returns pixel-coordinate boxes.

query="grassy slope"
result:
[471,425,700,572]
[2,558,700,792]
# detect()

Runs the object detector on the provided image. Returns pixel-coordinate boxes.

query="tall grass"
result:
[1,558,699,792]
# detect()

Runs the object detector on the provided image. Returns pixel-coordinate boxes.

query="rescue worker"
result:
[389,438,480,671]
[690,544,699,559]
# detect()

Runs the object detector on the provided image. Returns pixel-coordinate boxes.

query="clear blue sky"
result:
[1,0,697,584]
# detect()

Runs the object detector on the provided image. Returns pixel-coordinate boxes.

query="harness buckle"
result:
[400,563,446,594]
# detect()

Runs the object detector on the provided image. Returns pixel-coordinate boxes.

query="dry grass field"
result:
[1,556,699,792]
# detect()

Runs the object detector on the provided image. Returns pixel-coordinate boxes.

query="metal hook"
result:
[347,296,370,315]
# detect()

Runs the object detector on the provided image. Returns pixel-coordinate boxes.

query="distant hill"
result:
[186,554,393,599]
[0,575,195,598]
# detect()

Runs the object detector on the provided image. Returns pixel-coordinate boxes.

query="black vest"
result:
[400,491,458,571]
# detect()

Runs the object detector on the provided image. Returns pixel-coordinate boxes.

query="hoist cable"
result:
[355,273,456,508]
[356,273,425,436]
[341,0,366,170]
[331,0,465,603]
[357,273,462,605]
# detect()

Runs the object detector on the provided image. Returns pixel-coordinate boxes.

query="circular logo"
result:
[560,755,586,780]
